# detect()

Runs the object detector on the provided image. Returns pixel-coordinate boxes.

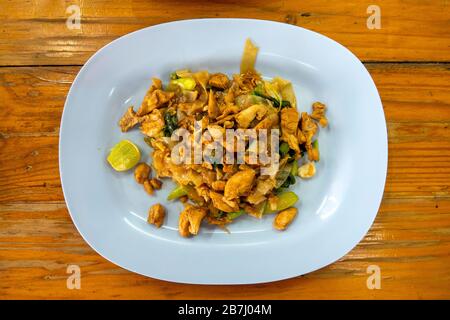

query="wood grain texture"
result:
[0,0,449,65]
[0,198,449,299]
[0,0,449,300]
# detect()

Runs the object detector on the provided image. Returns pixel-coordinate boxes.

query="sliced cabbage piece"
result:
[272,77,297,109]
[240,38,259,74]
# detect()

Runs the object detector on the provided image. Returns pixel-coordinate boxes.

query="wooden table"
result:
[0,0,449,299]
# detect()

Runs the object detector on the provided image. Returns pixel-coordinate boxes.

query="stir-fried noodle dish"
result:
[109,39,329,237]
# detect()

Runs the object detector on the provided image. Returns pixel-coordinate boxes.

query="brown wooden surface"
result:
[1,0,450,65]
[0,0,449,299]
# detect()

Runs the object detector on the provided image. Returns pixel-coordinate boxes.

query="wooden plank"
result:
[386,138,450,199]
[0,198,449,299]
[0,136,62,202]
[0,0,449,65]
[0,64,449,136]
[0,67,74,135]
[366,64,450,123]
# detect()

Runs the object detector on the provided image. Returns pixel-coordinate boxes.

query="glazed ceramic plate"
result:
[60,19,387,284]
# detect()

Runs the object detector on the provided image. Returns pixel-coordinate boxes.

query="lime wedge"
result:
[107,140,141,171]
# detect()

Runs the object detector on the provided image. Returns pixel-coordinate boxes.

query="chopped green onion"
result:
[163,111,178,137]
[254,91,280,107]
[288,148,296,157]
[312,140,320,161]
[274,162,293,188]
[252,82,289,108]
[227,209,245,220]
[253,83,265,96]
[264,191,299,213]
[281,100,291,108]
[143,136,153,147]
[280,174,296,188]
[167,185,187,201]
[279,142,290,156]
[170,77,196,91]
[291,160,299,175]
[256,200,267,217]
[264,81,282,107]
[212,210,226,218]
[253,83,281,107]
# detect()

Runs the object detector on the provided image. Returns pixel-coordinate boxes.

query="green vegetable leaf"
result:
[280,174,296,188]
[279,142,289,156]
[281,100,291,108]
[163,111,178,137]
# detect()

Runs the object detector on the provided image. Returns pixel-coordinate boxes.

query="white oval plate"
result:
[60,19,387,284]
